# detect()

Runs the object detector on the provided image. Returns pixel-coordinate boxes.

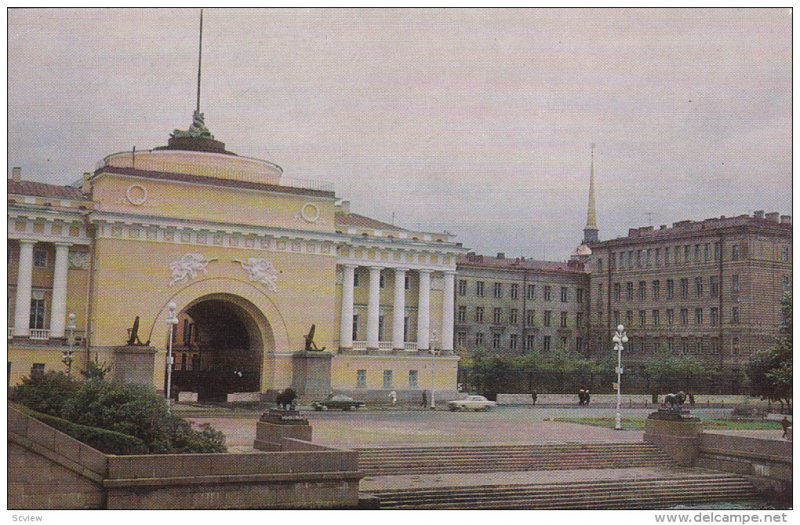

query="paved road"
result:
[185,406,737,451]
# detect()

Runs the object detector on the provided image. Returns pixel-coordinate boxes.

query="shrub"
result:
[169,420,227,453]
[17,406,148,455]
[9,371,80,416]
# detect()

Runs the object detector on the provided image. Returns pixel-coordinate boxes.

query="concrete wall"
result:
[8,406,361,510]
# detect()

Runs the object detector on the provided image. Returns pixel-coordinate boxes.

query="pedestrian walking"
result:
[781,416,791,439]
[389,390,397,406]
[584,390,590,405]
[421,390,427,408]
[578,389,585,405]
[531,391,538,406]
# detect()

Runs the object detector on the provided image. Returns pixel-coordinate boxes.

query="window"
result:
[655,248,660,266]
[710,308,718,326]
[456,331,466,348]
[493,282,502,298]
[646,249,652,267]
[665,247,670,266]
[526,334,536,351]
[577,288,584,303]
[596,258,603,272]
[784,275,791,291]
[475,307,484,323]
[543,336,551,352]
[561,287,568,302]
[457,306,466,322]
[458,279,467,296]
[544,286,552,301]
[710,276,719,297]
[680,309,689,326]
[694,245,701,262]
[543,310,552,327]
[33,248,48,267]
[667,339,674,353]
[31,363,45,377]
[560,336,568,349]
[611,253,616,269]
[652,310,660,326]
[628,250,634,269]
[475,332,484,346]
[731,307,740,324]
[710,338,719,354]
[560,311,568,328]
[638,281,646,301]
[597,283,603,303]
[476,281,485,297]
[680,279,689,299]
[652,280,660,299]
[732,337,740,355]
[613,310,620,325]
[526,284,535,300]
[352,315,359,340]
[492,332,502,349]
[619,252,626,269]
[782,246,790,262]
[378,315,385,340]
[682,340,690,354]
[510,308,518,324]
[405,274,411,290]
[667,309,674,325]
[576,337,583,352]
[29,297,46,329]
[576,312,583,328]
[379,273,385,288]
[667,279,674,299]
[732,244,740,261]
[356,370,367,388]
[639,310,646,327]
[511,284,519,299]
[493,307,502,324]
[695,308,703,325]
[695,277,703,297]
[636,250,642,268]
[353,272,360,287]
[684,245,691,263]
[526,309,536,327]
[626,282,634,301]
[383,370,393,389]
[404,316,409,340]
[509,334,518,351]
[613,283,621,301]
[714,243,721,260]
[704,243,710,261]
[731,274,740,293]
[409,370,418,388]
[626,310,633,325]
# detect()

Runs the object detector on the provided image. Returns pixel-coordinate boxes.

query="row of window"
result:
[624,337,722,355]
[351,272,412,290]
[611,306,739,327]
[457,306,584,328]
[8,246,50,267]
[457,280,584,302]
[349,314,411,341]
[597,242,755,273]
[356,369,418,389]
[611,275,727,302]
[456,331,583,353]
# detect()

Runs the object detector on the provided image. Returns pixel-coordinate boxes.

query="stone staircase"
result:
[358,443,759,510]
[358,443,674,476]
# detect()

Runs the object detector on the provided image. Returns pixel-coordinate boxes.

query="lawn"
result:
[553,417,783,431]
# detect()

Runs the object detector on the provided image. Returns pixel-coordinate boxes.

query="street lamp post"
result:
[430,330,438,410]
[612,324,628,430]
[166,302,179,411]
[62,312,76,376]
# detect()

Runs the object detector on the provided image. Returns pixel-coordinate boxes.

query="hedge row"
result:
[18,406,149,455]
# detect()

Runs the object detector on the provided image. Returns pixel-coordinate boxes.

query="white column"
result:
[442,271,455,353]
[339,264,356,349]
[417,269,432,351]
[13,240,36,337]
[49,242,72,338]
[392,268,407,351]
[366,266,382,349]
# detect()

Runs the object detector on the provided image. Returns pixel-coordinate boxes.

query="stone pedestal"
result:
[111,345,156,387]
[644,413,703,466]
[292,351,332,398]
[254,410,313,451]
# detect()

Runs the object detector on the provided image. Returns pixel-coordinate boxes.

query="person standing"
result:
[421,390,427,408]
[389,390,397,406]
[781,416,791,439]
[531,390,538,406]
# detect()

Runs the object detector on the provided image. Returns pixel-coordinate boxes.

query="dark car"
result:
[311,395,366,411]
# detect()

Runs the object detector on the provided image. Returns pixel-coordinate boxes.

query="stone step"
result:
[362,460,675,476]
[357,443,658,454]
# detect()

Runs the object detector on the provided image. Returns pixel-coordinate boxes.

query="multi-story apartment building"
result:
[455,253,590,356]
[589,211,792,389]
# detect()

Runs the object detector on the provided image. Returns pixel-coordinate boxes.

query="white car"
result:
[447,395,497,411]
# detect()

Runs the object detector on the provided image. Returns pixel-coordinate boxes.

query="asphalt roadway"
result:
[184,405,744,451]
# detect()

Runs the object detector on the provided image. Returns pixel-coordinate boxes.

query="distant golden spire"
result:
[583,144,599,244]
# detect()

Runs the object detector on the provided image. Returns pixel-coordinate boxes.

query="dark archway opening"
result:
[169,298,263,402]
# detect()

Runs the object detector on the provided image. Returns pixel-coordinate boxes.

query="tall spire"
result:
[196,8,203,113]
[583,143,599,244]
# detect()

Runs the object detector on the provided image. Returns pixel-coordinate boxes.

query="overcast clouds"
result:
[8,8,791,259]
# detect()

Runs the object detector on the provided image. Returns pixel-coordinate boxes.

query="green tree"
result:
[747,292,792,410]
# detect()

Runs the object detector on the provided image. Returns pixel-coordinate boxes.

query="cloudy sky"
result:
[8,8,791,260]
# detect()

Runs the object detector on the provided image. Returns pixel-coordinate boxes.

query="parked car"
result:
[311,395,366,411]
[447,395,497,411]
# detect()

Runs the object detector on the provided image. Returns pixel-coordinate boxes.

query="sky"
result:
[7,8,792,260]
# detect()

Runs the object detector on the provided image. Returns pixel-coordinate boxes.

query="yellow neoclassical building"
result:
[8,121,464,402]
